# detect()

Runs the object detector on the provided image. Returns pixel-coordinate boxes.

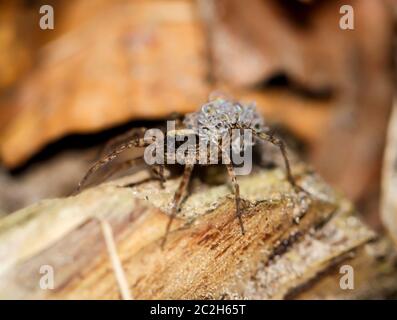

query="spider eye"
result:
[203,104,214,114]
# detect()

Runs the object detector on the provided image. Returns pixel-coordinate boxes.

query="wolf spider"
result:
[76,96,308,247]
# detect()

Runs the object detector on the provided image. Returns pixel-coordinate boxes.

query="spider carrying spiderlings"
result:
[76,95,309,248]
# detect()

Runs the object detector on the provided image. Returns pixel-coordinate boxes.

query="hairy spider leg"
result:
[151,164,166,189]
[102,157,166,189]
[161,164,194,249]
[76,137,151,193]
[225,161,245,235]
[98,127,147,158]
[168,112,185,129]
[254,131,306,194]
[101,157,145,182]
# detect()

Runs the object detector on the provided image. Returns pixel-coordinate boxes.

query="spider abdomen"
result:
[183,97,267,151]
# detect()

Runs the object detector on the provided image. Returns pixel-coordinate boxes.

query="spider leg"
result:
[101,157,145,182]
[98,127,147,158]
[225,162,245,235]
[168,112,185,129]
[151,164,166,189]
[161,164,194,249]
[76,137,151,193]
[254,131,305,193]
[98,157,167,190]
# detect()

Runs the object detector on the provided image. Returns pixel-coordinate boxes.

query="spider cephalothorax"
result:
[183,98,266,147]
[77,95,308,247]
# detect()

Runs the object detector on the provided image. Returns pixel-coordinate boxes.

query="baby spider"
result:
[76,96,308,248]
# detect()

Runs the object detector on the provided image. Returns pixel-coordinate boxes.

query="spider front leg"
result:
[225,162,245,235]
[98,127,147,158]
[101,157,145,182]
[254,131,307,195]
[161,164,194,248]
[101,157,165,188]
[76,137,151,193]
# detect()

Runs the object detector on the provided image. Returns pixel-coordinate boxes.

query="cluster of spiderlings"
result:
[184,97,266,147]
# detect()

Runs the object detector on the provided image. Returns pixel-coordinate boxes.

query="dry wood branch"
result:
[0,165,396,299]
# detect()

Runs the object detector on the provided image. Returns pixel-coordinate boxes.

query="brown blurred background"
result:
[0,0,396,234]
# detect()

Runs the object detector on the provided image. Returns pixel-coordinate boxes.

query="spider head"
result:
[183,96,266,145]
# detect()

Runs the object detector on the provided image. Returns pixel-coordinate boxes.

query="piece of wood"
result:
[0,163,395,299]
[292,238,397,299]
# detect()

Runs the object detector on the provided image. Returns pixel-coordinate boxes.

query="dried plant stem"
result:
[99,219,132,300]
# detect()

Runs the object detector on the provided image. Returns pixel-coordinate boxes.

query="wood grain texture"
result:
[0,165,395,299]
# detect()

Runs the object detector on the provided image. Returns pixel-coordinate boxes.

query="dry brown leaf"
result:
[0,1,34,91]
[0,0,209,167]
